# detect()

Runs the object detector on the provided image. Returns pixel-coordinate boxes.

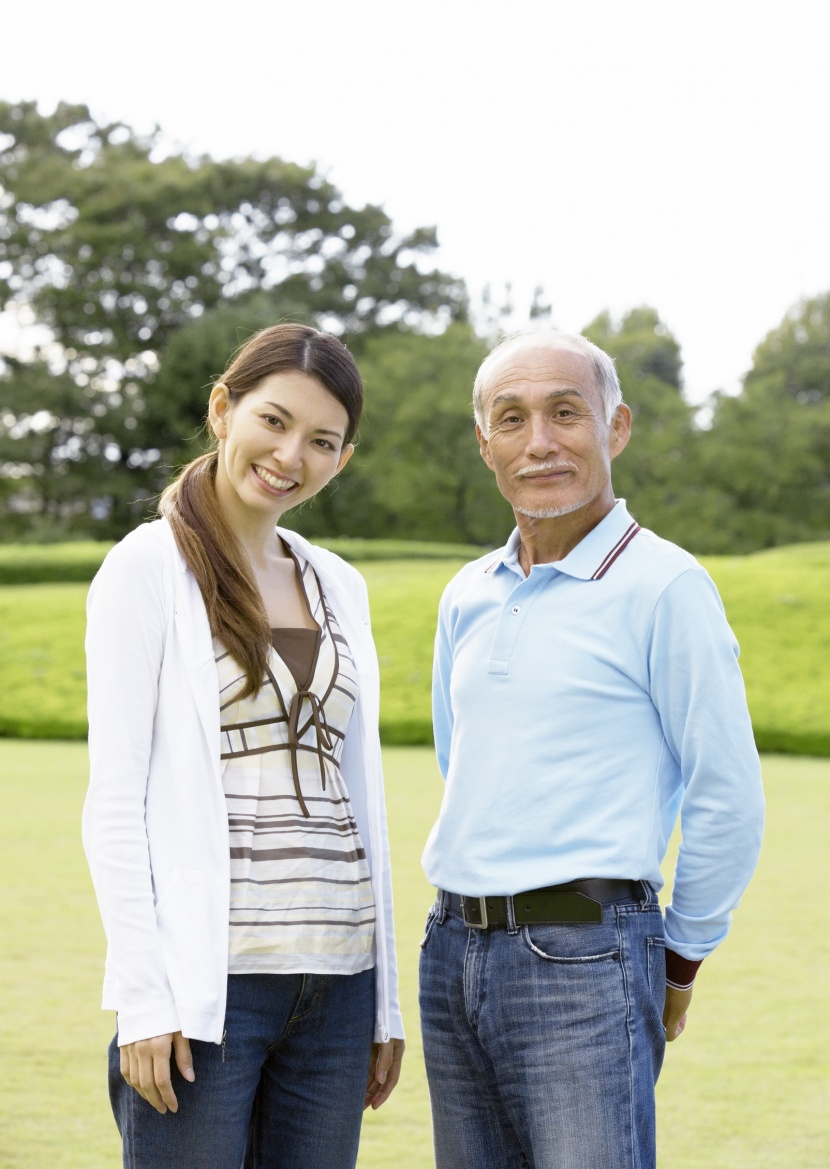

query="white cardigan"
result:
[83,518,403,1047]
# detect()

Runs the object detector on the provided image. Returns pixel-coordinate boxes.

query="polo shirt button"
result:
[511,605,521,614]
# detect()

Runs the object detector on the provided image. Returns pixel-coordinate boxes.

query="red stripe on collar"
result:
[591,522,641,580]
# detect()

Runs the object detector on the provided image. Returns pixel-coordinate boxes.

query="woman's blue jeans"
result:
[108,969,375,1169]
[419,885,666,1169]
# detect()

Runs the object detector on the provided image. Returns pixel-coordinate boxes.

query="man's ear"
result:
[476,423,495,471]
[208,383,230,439]
[609,404,632,461]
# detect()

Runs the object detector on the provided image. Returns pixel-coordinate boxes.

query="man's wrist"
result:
[665,948,702,990]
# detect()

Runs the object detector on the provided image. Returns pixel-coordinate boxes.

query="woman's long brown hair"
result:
[158,323,363,700]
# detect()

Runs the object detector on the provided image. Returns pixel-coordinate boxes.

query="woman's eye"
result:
[263,414,284,428]
[313,439,336,451]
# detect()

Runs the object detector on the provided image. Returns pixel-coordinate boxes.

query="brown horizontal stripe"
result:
[220,742,339,762]
[228,814,358,830]
[230,846,366,863]
[231,903,373,915]
[230,916,376,929]
[231,874,372,887]
[224,791,349,805]
[221,713,287,731]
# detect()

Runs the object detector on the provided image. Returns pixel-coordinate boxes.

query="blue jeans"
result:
[419,886,666,1169]
[109,970,375,1169]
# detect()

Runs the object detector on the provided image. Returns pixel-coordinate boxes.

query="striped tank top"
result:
[215,551,376,975]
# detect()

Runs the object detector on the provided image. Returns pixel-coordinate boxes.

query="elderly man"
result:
[419,330,764,1169]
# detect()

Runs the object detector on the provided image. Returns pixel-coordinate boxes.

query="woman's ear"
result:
[335,443,355,475]
[208,383,230,439]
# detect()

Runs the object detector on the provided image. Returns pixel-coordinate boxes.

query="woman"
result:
[83,323,405,1169]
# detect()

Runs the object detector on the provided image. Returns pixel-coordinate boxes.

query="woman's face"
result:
[209,371,354,525]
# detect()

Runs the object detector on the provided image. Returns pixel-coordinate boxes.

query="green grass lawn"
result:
[700,542,830,755]
[2,540,830,752]
[1,742,828,1168]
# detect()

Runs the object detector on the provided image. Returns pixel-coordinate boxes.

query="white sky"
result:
[3,0,829,403]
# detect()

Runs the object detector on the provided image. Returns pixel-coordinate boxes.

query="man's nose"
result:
[525,415,560,458]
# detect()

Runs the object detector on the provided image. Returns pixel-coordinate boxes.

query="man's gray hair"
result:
[473,329,622,435]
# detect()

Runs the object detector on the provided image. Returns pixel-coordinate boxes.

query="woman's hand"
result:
[120,1031,195,1114]
[364,1038,405,1110]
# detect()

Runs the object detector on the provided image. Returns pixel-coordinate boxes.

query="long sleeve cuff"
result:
[665,949,702,990]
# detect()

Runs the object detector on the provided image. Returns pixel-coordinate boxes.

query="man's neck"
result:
[515,495,617,573]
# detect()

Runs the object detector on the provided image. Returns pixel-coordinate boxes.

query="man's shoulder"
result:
[632,525,701,576]
[621,523,719,609]
[442,545,508,594]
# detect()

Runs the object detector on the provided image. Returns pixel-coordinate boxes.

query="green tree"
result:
[0,100,467,537]
[583,307,712,547]
[281,322,511,544]
[699,293,830,551]
[0,354,147,539]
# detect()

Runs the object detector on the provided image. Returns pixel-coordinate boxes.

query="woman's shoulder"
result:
[94,518,181,587]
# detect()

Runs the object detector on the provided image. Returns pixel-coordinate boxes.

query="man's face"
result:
[476,341,630,521]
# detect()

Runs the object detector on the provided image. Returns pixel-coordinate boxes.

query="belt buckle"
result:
[460,895,488,929]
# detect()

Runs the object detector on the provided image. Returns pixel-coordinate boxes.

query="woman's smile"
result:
[252,464,300,495]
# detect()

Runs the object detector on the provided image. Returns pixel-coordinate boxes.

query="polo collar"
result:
[492,500,641,581]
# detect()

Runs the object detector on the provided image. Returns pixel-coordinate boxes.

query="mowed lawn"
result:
[1,741,828,1169]
[1,542,830,750]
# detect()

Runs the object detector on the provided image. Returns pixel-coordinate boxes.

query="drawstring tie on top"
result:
[287,688,333,818]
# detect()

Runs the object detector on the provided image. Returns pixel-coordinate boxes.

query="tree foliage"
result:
[2,101,830,553]
[289,322,512,545]
[583,307,714,548]
[697,293,830,551]
[0,100,466,536]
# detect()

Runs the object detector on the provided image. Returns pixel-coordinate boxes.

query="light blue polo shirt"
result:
[422,500,764,961]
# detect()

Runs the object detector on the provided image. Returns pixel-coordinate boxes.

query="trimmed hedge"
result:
[0,542,115,585]
[2,542,830,756]
[0,537,487,585]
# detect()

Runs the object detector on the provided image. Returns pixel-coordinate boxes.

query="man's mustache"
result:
[512,461,577,479]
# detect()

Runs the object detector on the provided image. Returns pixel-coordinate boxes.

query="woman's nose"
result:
[273,432,304,471]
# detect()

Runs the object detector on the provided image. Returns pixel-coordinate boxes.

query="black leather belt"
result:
[443,879,642,928]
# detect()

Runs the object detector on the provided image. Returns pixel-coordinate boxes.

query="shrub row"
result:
[0,537,486,584]
[2,543,829,757]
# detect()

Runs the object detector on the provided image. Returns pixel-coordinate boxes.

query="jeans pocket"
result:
[420,902,439,950]
[647,935,666,1009]
[522,922,620,963]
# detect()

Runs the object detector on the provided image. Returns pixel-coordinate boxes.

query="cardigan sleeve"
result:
[82,529,182,1043]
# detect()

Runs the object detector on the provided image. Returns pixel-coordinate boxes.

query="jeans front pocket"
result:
[646,935,666,1012]
[522,920,620,964]
[420,900,440,949]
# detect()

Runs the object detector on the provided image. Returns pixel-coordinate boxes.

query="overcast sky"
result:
[3,0,829,403]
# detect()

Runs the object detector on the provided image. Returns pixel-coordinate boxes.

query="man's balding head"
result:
[473,330,622,436]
